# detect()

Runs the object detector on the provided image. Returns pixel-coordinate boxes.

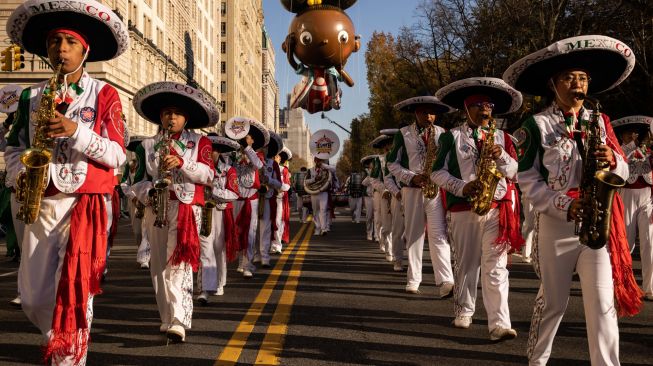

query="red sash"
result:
[223,202,239,262]
[171,203,200,271]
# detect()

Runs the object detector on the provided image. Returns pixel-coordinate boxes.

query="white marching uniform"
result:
[388,124,454,291]
[233,146,264,272]
[306,164,335,234]
[258,158,283,265]
[272,165,291,253]
[373,155,393,256]
[431,124,518,332]
[362,169,376,241]
[516,105,628,366]
[132,130,214,330]
[384,160,405,266]
[346,175,363,223]
[619,141,652,296]
[521,197,535,261]
[199,158,238,294]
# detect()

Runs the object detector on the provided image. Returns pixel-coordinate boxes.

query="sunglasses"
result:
[470,101,494,109]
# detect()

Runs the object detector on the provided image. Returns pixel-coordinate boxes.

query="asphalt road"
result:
[0,209,651,365]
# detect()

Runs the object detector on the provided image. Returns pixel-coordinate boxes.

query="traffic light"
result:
[11,45,24,71]
[1,47,11,72]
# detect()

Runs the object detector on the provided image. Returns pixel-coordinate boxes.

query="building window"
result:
[221,22,226,36]
[221,1,227,16]
[221,81,226,94]
[221,61,226,73]
[220,101,226,112]
[221,42,226,54]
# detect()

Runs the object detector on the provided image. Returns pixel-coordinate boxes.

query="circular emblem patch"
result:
[80,107,96,124]
[186,140,196,149]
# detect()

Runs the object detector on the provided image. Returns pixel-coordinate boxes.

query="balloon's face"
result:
[289,8,359,68]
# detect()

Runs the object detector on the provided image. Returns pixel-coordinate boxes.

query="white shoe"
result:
[452,315,472,329]
[643,293,653,301]
[139,262,149,269]
[366,235,373,241]
[237,267,244,273]
[243,270,253,278]
[253,255,261,264]
[393,262,403,272]
[159,323,170,333]
[489,327,517,341]
[385,254,394,262]
[197,291,209,305]
[405,286,420,294]
[314,230,320,236]
[523,256,532,263]
[9,296,21,307]
[435,282,454,299]
[216,287,224,296]
[166,324,185,343]
[261,261,271,268]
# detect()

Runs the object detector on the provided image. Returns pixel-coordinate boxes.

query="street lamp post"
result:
[321,112,351,135]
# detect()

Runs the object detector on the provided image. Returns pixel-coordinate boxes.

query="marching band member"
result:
[197,134,240,304]
[370,132,396,260]
[611,115,653,300]
[306,157,336,235]
[433,77,523,340]
[228,118,269,278]
[5,0,128,362]
[346,171,363,223]
[383,136,406,272]
[273,147,293,254]
[295,167,310,223]
[361,156,377,241]
[122,137,151,269]
[504,35,642,365]
[257,132,284,267]
[131,81,217,343]
[387,96,454,296]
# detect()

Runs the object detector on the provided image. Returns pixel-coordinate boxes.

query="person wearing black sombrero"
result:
[611,116,653,300]
[4,1,129,363]
[257,131,284,267]
[130,81,218,343]
[360,155,377,241]
[387,96,454,296]
[369,131,397,262]
[380,129,406,272]
[228,118,269,278]
[504,35,642,365]
[197,134,241,304]
[432,77,523,340]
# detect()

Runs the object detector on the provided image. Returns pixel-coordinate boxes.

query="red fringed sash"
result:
[282,193,290,243]
[44,194,107,365]
[495,182,525,253]
[223,203,239,262]
[171,203,200,272]
[235,196,256,252]
[609,194,643,316]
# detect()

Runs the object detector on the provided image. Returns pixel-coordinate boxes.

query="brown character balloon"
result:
[281,0,361,87]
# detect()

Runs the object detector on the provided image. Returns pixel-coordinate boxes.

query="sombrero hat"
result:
[133,82,219,130]
[394,96,452,114]
[267,131,284,158]
[503,35,636,96]
[370,134,394,149]
[6,0,129,62]
[360,155,377,166]
[611,115,652,130]
[380,128,399,136]
[126,135,148,152]
[435,77,523,115]
[207,135,241,153]
[279,147,293,164]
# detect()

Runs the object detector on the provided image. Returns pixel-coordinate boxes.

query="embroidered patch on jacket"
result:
[186,140,196,150]
[80,107,96,124]
[514,128,529,161]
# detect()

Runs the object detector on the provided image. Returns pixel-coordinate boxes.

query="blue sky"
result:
[262,0,419,158]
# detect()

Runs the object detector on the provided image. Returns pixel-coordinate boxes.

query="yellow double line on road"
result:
[215,220,313,366]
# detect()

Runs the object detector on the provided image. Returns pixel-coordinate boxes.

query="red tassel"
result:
[235,197,254,252]
[223,203,239,262]
[170,203,201,272]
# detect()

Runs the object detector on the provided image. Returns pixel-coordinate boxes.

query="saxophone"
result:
[15,62,63,224]
[471,118,503,216]
[152,126,172,228]
[574,97,625,249]
[420,125,440,199]
[200,185,215,236]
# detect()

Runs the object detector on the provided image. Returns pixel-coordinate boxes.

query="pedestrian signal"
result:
[1,47,11,72]
[11,45,25,71]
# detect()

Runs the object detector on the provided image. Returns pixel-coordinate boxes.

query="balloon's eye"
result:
[300,31,313,45]
[338,30,349,44]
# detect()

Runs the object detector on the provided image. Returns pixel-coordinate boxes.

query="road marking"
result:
[0,271,18,277]
[214,221,311,366]
[254,219,312,365]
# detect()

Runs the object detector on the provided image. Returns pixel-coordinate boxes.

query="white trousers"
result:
[18,193,93,366]
[349,196,362,222]
[199,209,226,292]
[379,195,393,254]
[272,196,284,252]
[447,209,511,331]
[521,198,535,259]
[233,199,259,272]
[373,191,382,242]
[620,188,653,296]
[364,196,375,240]
[527,214,619,366]
[146,202,199,329]
[401,187,453,288]
[311,192,329,232]
[128,199,151,265]
[391,195,405,263]
[297,194,309,223]
[257,197,274,264]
